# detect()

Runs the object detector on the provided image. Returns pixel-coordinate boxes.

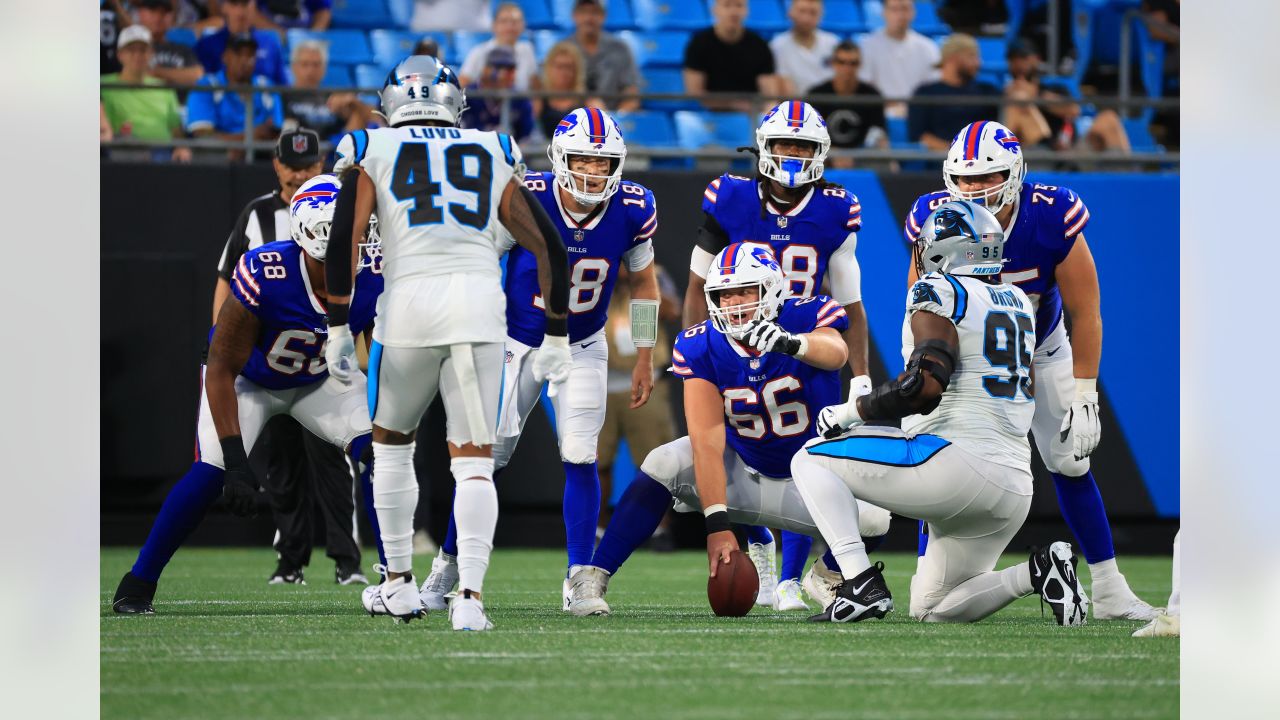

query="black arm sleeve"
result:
[695,211,731,255]
[520,185,570,336]
[324,169,359,324]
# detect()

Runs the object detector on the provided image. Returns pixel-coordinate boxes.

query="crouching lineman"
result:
[112,175,384,613]
[791,200,1090,626]
[563,244,890,616]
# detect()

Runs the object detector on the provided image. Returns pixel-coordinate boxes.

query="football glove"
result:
[1060,378,1102,460]
[533,334,572,397]
[816,376,874,439]
[325,324,360,385]
[220,436,260,518]
[736,319,806,356]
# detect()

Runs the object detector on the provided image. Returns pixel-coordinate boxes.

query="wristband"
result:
[327,302,350,327]
[792,333,809,358]
[219,435,248,471]
[703,504,730,535]
[1075,377,1097,397]
[546,316,567,337]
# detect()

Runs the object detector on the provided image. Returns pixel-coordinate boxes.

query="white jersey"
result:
[901,272,1035,470]
[335,126,524,346]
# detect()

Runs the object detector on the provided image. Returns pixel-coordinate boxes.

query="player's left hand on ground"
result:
[219,437,260,518]
[630,358,654,409]
[533,334,572,397]
[325,324,360,385]
[736,320,804,356]
[706,530,739,578]
[1061,378,1102,460]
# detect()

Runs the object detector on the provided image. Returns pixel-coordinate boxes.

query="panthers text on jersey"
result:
[901,272,1035,470]
[227,240,382,390]
[904,182,1088,347]
[701,173,861,299]
[672,296,850,478]
[504,171,657,347]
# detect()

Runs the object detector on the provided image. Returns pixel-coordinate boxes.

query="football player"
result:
[793,200,1090,626]
[564,245,890,617]
[682,100,873,611]
[903,120,1157,621]
[111,175,385,614]
[419,107,662,613]
[325,56,571,630]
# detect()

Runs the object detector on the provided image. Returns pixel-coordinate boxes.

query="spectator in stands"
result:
[412,0,492,33]
[101,26,192,162]
[414,37,440,57]
[907,33,1000,150]
[858,0,940,117]
[196,0,288,86]
[283,40,379,143]
[807,40,888,168]
[684,0,782,112]
[567,0,640,111]
[461,47,535,142]
[134,0,204,87]
[1140,0,1179,147]
[187,33,285,159]
[101,0,131,74]
[1001,39,1131,158]
[936,0,1009,35]
[538,42,604,139]
[771,0,840,95]
[253,0,332,30]
[458,3,539,92]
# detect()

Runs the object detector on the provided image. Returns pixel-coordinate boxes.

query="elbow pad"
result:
[861,340,957,421]
[907,339,957,391]
[630,299,660,347]
[325,169,359,303]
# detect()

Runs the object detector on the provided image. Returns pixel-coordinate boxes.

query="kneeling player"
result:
[112,175,383,613]
[564,245,889,616]
[791,200,1089,625]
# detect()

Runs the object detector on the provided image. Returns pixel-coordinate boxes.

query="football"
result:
[707,549,759,617]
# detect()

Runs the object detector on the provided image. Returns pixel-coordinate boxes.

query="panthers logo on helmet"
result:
[931,206,977,241]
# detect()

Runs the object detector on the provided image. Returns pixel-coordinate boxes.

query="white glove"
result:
[532,334,572,397]
[1060,378,1102,460]
[816,377,873,439]
[736,319,806,356]
[325,324,360,385]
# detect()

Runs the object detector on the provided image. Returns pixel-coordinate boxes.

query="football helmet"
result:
[704,243,787,335]
[290,174,341,261]
[379,55,468,127]
[358,214,381,270]
[943,120,1026,215]
[756,101,831,188]
[548,107,627,206]
[914,199,1006,277]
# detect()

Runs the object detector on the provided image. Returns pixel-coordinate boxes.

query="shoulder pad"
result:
[908,273,968,325]
[904,190,951,243]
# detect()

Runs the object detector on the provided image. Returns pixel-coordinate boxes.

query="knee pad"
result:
[856,501,892,538]
[908,572,939,621]
[451,456,495,484]
[639,444,682,491]
[559,434,598,465]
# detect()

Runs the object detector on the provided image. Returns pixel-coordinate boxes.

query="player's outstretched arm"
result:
[736,324,848,371]
[684,377,737,577]
[626,262,660,409]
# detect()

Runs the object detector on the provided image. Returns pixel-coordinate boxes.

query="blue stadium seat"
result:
[321,63,355,88]
[287,29,374,67]
[386,0,415,28]
[1070,0,1143,91]
[618,30,689,68]
[641,67,698,110]
[911,1,951,35]
[330,0,396,30]
[165,27,197,47]
[976,68,1007,88]
[1122,117,1161,153]
[862,0,884,30]
[632,0,709,31]
[531,29,565,60]
[822,0,868,34]
[516,0,557,30]
[369,30,452,70]
[604,0,639,31]
[745,0,788,34]
[355,63,388,90]
[976,37,1008,74]
[886,115,909,146]
[673,110,754,150]
[614,110,677,146]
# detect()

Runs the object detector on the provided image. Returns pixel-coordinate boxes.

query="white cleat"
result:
[567,566,612,617]
[362,584,388,615]
[773,579,809,611]
[561,565,581,612]
[1030,542,1090,627]
[450,592,494,631]
[1091,572,1161,621]
[748,541,778,607]
[802,557,842,610]
[376,573,426,623]
[419,551,458,612]
[1132,612,1179,637]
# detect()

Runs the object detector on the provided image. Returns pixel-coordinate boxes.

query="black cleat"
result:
[336,562,368,586]
[268,562,306,585]
[808,561,893,623]
[1029,542,1089,626]
[112,572,157,614]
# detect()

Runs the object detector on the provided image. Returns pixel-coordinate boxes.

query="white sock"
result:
[453,458,498,594]
[790,452,871,579]
[1089,557,1120,582]
[1167,530,1180,616]
[372,442,418,574]
[924,564,1032,623]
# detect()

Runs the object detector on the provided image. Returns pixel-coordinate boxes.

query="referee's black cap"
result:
[276,128,321,168]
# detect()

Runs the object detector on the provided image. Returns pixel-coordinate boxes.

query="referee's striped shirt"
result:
[216,191,289,280]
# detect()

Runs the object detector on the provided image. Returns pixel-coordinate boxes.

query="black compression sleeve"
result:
[520,185,570,336]
[695,212,731,254]
[325,169,358,314]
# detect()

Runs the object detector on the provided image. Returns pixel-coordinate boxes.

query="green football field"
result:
[100,548,1178,719]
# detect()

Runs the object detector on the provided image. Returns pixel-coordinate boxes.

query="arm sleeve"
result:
[694,209,731,254]
[826,232,863,306]
[624,240,654,271]
[325,170,359,299]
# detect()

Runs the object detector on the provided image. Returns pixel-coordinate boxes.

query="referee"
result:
[212,128,367,585]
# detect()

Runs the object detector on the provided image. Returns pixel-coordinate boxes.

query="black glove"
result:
[220,435,260,518]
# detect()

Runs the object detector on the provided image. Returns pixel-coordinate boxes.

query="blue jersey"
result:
[226,241,382,390]
[905,181,1090,347]
[671,296,850,478]
[504,172,658,346]
[702,173,861,298]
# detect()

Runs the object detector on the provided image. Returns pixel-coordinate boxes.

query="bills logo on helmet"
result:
[750,246,781,271]
[994,127,1021,153]
[291,183,339,212]
[555,114,578,137]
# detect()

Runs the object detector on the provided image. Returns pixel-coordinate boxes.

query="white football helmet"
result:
[547,107,627,206]
[290,174,341,261]
[756,101,831,188]
[943,120,1026,215]
[704,243,787,335]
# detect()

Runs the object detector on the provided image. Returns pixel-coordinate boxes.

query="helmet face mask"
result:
[756,101,830,189]
[943,121,1026,215]
[703,244,787,335]
[358,214,381,270]
[915,200,1007,277]
[548,107,626,206]
[379,55,469,127]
